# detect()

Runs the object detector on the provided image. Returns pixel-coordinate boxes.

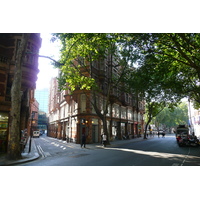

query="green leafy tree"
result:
[120,33,200,138]
[52,33,197,141]
[53,33,136,142]
[153,102,189,131]
[126,52,181,139]
[130,33,200,106]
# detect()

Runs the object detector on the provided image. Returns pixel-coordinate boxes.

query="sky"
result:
[36,33,60,90]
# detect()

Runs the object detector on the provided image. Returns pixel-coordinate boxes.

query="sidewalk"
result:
[0,137,40,166]
[88,135,149,149]
[0,134,154,166]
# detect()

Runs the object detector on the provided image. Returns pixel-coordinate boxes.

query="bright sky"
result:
[36,33,60,90]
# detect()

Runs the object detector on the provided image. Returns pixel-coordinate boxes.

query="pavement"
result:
[0,137,40,166]
[0,134,155,166]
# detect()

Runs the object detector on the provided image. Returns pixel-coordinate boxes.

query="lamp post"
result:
[28,111,37,153]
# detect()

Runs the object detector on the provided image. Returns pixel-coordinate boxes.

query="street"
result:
[16,134,200,166]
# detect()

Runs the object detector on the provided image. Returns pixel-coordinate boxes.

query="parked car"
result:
[33,131,40,138]
[177,135,199,147]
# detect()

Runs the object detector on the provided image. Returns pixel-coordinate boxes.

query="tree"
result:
[130,33,200,106]
[119,33,200,138]
[126,52,181,139]
[52,33,137,142]
[152,102,189,131]
[7,34,30,160]
[53,33,197,141]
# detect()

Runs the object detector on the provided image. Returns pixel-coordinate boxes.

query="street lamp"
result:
[28,111,37,153]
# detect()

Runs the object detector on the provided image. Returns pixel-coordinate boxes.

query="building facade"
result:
[48,56,145,144]
[188,99,200,137]
[0,33,41,152]
[29,96,39,133]
[35,88,49,132]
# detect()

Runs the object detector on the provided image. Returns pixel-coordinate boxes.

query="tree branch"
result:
[26,51,63,66]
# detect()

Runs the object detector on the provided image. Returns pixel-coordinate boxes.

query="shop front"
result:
[0,112,9,153]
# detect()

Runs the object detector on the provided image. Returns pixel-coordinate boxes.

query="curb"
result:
[0,139,40,166]
[0,135,157,165]
[1,152,40,166]
[89,136,155,149]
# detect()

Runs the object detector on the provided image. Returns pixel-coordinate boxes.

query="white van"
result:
[33,131,40,138]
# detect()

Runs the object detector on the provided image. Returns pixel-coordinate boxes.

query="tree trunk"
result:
[102,116,110,145]
[144,118,151,139]
[7,34,30,160]
[20,89,30,130]
[91,91,111,144]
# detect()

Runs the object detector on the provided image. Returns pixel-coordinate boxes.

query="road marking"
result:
[44,152,51,157]
[42,137,79,149]
[37,145,51,157]
[37,145,45,157]
[181,147,190,166]
[172,163,179,166]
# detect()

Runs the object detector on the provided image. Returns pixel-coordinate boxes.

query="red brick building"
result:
[48,56,145,144]
[0,33,41,152]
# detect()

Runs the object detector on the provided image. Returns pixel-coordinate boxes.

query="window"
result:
[134,112,138,120]
[112,104,120,118]
[80,94,86,113]
[125,93,129,103]
[128,109,133,120]
[121,107,126,119]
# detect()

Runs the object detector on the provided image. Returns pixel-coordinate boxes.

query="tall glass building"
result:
[35,88,49,113]
[35,88,49,132]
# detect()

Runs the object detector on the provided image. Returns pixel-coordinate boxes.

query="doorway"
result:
[92,125,98,143]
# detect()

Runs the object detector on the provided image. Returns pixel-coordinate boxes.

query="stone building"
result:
[48,55,145,144]
[0,33,41,152]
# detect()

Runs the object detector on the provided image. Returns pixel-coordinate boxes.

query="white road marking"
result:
[172,163,179,166]
[37,145,51,157]
[37,145,45,157]
[44,152,51,157]
[181,148,190,166]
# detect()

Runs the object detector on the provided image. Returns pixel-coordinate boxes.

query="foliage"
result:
[130,33,200,107]
[53,33,136,91]
[52,33,200,139]
[53,33,200,102]
[52,33,138,140]
[126,50,181,138]
[121,33,200,137]
[152,102,189,129]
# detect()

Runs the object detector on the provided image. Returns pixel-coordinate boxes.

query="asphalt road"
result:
[17,134,200,166]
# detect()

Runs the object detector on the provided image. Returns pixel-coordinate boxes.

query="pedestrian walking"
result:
[127,131,130,139]
[100,133,103,145]
[162,132,165,138]
[81,133,86,148]
[102,133,107,147]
